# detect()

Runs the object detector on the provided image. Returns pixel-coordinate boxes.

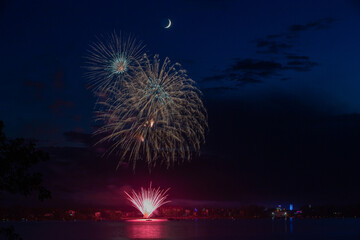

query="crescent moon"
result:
[165,19,172,29]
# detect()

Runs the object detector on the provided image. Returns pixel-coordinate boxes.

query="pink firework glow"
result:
[125,183,170,219]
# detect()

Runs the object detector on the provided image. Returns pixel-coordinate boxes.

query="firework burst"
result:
[125,183,170,219]
[84,32,145,93]
[96,54,207,168]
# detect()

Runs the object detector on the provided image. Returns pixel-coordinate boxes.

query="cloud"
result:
[256,40,293,54]
[202,18,335,91]
[202,75,226,82]
[203,56,318,88]
[230,59,283,77]
[256,18,336,55]
[284,60,318,72]
[203,59,284,86]
[286,55,310,60]
[226,59,283,85]
[203,56,318,87]
[203,86,237,92]
[235,77,263,85]
[289,18,336,32]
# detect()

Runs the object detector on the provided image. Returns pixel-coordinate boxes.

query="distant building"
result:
[66,210,76,217]
[272,207,288,219]
[94,212,101,221]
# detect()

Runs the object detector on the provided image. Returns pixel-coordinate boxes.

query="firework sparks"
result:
[95,54,208,168]
[125,183,170,219]
[84,32,145,93]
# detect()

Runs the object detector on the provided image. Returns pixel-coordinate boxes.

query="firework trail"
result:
[84,32,145,93]
[125,183,170,219]
[95,54,208,168]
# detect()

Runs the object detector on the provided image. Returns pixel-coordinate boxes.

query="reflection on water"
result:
[125,220,168,239]
[272,217,294,234]
[2,218,360,240]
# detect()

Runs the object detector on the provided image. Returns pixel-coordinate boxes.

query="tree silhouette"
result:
[0,120,51,239]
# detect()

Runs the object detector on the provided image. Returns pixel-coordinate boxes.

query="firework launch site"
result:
[2,204,360,222]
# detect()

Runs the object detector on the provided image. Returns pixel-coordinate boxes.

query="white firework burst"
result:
[95,54,207,168]
[85,32,145,93]
[125,183,170,219]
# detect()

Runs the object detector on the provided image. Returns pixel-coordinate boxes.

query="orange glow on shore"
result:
[126,218,168,222]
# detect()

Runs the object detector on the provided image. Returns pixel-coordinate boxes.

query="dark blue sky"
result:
[1,0,360,207]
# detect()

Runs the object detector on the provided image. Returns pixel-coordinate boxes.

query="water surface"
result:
[2,218,360,239]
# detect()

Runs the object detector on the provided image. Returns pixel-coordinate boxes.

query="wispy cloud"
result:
[202,18,336,92]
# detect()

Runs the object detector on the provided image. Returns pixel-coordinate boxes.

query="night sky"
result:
[1,0,360,208]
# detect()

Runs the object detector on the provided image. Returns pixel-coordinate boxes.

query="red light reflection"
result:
[125,219,168,239]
